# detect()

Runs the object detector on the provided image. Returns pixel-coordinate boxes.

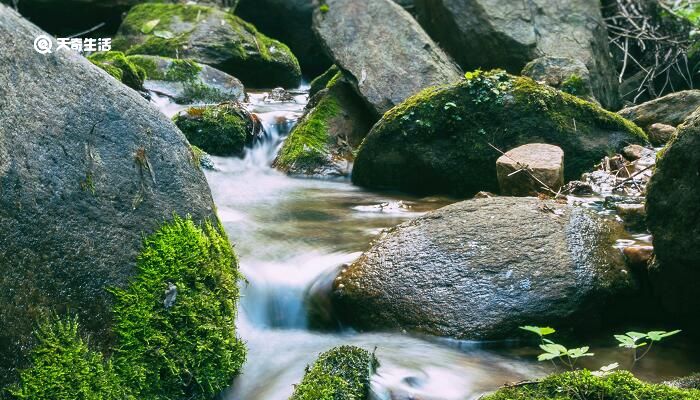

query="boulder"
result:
[646,108,700,322]
[88,51,146,92]
[647,123,677,147]
[174,102,262,157]
[332,197,636,339]
[309,64,340,98]
[352,70,646,197]
[128,55,246,104]
[496,143,564,196]
[618,90,700,132]
[623,245,654,270]
[312,0,462,116]
[521,56,594,102]
[0,4,220,387]
[113,3,302,88]
[273,72,375,176]
[235,0,332,76]
[414,0,620,109]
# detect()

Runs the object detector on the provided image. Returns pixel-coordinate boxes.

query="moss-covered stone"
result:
[352,70,647,197]
[88,51,146,91]
[483,370,700,400]
[309,65,340,98]
[174,102,257,157]
[113,3,301,88]
[290,346,378,400]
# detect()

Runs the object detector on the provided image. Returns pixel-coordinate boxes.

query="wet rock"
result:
[496,143,564,196]
[622,144,647,161]
[352,71,646,197]
[646,107,700,323]
[562,181,594,196]
[664,374,700,390]
[309,65,341,98]
[648,123,678,147]
[273,72,375,176]
[522,56,594,102]
[333,197,636,339]
[616,203,646,231]
[312,0,462,116]
[113,3,301,88]
[128,55,246,104]
[623,246,654,270]
[414,0,620,109]
[0,5,216,386]
[264,87,296,103]
[174,102,261,157]
[618,90,700,132]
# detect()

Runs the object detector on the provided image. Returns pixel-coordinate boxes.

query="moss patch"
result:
[309,65,340,98]
[88,51,146,91]
[128,55,201,82]
[174,103,253,157]
[352,70,647,197]
[483,370,700,400]
[290,346,378,400]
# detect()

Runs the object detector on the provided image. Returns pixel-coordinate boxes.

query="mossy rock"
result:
[273,72,374,176]
[127,55,246,104]
[483,370,700,400]
[113,3,301,88]
[290,346,378,400]
[308,65,340,98]
[352,70,647,197]
[174,102,259,157]
[88,51,146,91]
[8,216,246,400]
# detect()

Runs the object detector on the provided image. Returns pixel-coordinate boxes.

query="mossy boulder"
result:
[273,72,375,176]
[352,70,647,197]
[308,65,340,98]
[113,3,301,88]
[88,51,146,91]
[483,370,700,400]
[174,102,260,157]
[127,55,246,104]
[290,346,378,400]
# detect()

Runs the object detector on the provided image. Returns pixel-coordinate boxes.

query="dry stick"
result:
[613,164,654,189]
[68,22,106,39]
[487,143,564,199]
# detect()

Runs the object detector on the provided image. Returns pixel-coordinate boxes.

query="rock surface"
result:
[521,56,594,102]
[332,197,635,339]
[113,3,302,88]
[352,71,646,197]
[647,123,677,147]
[618,90,700,132]
[496,143,565,196]
[414,0,620,109]
[0,5,215,386]
[313,0,462,116]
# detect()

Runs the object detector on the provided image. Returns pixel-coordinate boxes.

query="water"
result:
[150,86,700,400]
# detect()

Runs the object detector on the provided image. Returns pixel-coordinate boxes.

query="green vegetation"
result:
[309,65,340,97]
[8,216,246,400]
[128,55,201,82]
[290,346,378,400]
[560,74,590,97]
[88,51,146,91]
[174,103,253,156]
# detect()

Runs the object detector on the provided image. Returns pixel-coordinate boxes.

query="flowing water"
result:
[150,86,700,400]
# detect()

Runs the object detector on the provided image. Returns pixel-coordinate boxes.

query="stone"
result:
[414,0,620,109]
[618,90,700,132]
[264,87,296,103]
[665,374,700,390]
[616,203,647,231]
[623,246,654,270]
[522,56,594,101]
[88,51,146,92]
[648,123,678,147]
[0,4,216,386]
[332,197,636,339]
[622,144,647,161]
[352,71,646,197]
[496,143,564,196]
[562,180,594,196]
[112,3,302,88]
[312,0,462,116]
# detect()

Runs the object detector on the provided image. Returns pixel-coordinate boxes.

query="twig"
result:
[68,22,106,39]
[613,164,654,189]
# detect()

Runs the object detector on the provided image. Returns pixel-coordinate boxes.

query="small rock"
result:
[496,143,565,196]
[664,373,700,390]
[562,180,594,196]
[264,87,296,103]
[521,56,594,101]
[474,191,497,199]
[622,144,646,161]
[164,282,178,309]
[647,123,677,147]
[623,246,654,269]
[616,203,646,230]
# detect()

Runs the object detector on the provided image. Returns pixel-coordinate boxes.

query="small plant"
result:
[520,326,593,371]
[615,330,681,366]
[463,69,512,105]
[319,4,330,14]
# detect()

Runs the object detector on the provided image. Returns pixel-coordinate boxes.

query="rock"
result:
[664,374,700,390]
[273,72,375,176]
[623,245,654,270]
[333,197,636,339]
[622,144,647,161]
[522,56,594,102]
[496,143,564,196]
[235,0,332,76]
[562,180,594,196]
[312,0,462,116]
[352,71,646,197]
[174,102,262,157]
[127,55,246,104]
[264,87,295,103]
[309,64,340,98]
[113,3,302,88]
[0,4,218,387]
[414,0,620,109]
[646,108,700,322]
[618,90,700,132]
[616,203,646,231]
[88,51,146,92]
[648,123,677,147]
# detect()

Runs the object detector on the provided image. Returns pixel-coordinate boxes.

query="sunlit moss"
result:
[88,51,146,91]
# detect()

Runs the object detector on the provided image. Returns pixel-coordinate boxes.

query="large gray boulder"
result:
[618,90,700,132]
[414,0,620,109]
[332,197,636,339]
[313,0,462,116]
[0,5,215,386]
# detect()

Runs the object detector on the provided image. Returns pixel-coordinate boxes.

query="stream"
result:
[150,86,700,400]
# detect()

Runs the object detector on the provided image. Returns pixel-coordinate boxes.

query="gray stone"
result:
[313,0,462,116]
[647,123,677,147]
[0,5,216,385]
[414,0,620,109]
[522,56,595,101]
[622,144,647,161]
[618,90,700,132]
[496,143,565,196]
[332,197,635,339]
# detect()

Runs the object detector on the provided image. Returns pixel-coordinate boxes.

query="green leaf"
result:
[647,330,681,342]
[615,334,636,347]
[567,347,594,359]
[141,19,160,34]
[153,30,174,39]
[520,326,556,337]
[539,343,567,356]
[537,353,559,361]
[626,332,647,342]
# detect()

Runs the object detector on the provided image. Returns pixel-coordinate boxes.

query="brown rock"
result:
[622,144,646,161]
[496,143,564,196]
[623,245,654,269]
[647,123,677,147]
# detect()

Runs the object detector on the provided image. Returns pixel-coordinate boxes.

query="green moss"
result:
[309,65,340,98]
[174,103,252,156]
[128,55,202,82]
[290,346,378,400]
[88,51,146,91]
[560,74,590,97]
[483,370,700,400]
